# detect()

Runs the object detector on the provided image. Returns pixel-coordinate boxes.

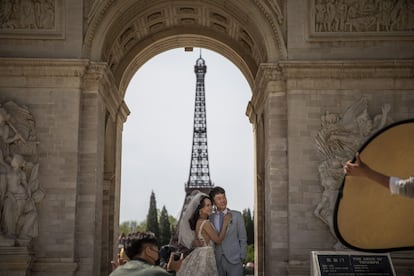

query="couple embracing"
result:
[177,186,247,276]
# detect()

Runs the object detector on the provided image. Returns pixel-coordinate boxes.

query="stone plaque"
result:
[311,251,395,276]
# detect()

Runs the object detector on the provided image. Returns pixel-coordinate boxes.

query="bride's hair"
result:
[189,195,210,230]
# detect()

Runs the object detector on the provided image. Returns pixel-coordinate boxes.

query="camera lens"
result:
[173,252,181,261]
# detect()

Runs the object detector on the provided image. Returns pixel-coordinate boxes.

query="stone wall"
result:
[282,60,414,275]
[0,59,87,274]
[0,1,413,275]
[287,0,414,60]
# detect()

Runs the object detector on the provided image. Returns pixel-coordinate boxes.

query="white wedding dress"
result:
[177,220,218,276]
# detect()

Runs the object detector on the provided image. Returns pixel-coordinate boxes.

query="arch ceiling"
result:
[84,0,286,95]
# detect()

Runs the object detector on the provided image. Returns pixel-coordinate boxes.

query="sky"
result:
[120,48,254,223]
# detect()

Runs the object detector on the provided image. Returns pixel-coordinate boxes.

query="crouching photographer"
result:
[110,232,183,276]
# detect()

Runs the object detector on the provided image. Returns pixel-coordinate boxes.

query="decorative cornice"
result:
[279,60,414,79]
[0,58,88,77]
[251,63,284,117]
[0,58,88,89]
[82,62,124,121]
[254,63,284,90]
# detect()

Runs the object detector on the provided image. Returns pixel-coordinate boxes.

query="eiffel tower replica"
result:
[171,53,214,247]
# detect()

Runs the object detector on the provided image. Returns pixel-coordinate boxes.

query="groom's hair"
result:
[209,186,226,203]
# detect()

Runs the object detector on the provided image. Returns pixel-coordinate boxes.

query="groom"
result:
[209,186,247,276]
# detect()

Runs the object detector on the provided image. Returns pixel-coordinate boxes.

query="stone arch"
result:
[84,0,286,94]
[2,1,414,275]
[83,1,286,275]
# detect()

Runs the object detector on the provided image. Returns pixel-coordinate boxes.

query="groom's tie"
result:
[218,211,224,233]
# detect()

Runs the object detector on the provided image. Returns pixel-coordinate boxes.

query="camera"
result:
[172,252,181,261]
[159,244,180,265]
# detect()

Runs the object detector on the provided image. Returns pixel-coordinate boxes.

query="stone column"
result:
[101,101,129,276]
[76,62,125,276]
[111,102,129,263]
[249,63,288,275]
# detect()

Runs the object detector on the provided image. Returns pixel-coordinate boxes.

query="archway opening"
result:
[119,47,254,254]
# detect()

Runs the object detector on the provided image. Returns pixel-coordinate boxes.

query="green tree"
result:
[168,215,177,229]
[136,220,147,232]
[159,205,171,246]
[119,220,138,234]
[246,244,254,263]
[146,191,160,237]
[243,208,254,245]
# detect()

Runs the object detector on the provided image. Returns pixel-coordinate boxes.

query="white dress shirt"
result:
[389,176,414,198]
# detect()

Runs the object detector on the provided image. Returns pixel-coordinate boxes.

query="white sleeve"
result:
[389,176,401,195]
[389,176,414,198]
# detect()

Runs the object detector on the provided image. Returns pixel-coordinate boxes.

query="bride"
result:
[177,191,231,276]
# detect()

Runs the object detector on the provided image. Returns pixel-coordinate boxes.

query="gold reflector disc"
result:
[334,119,414,252]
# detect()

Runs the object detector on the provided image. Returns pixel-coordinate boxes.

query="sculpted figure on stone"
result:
[314,0,414,32]
[314,97,392,248]
[0,107,19,145]
[0,101,42,247]
[0,152,41,246]
[0,0,55,30]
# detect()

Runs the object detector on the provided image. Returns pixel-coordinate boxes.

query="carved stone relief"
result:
[312,0,414,33]
[0,101,43,247]
[314,97,392,248]
[0,0,55,30]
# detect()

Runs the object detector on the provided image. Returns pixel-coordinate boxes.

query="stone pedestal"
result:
[0,247,33,276]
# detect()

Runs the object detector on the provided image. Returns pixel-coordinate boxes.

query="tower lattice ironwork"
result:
[171,54,215,247]
[186,55,213,194]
